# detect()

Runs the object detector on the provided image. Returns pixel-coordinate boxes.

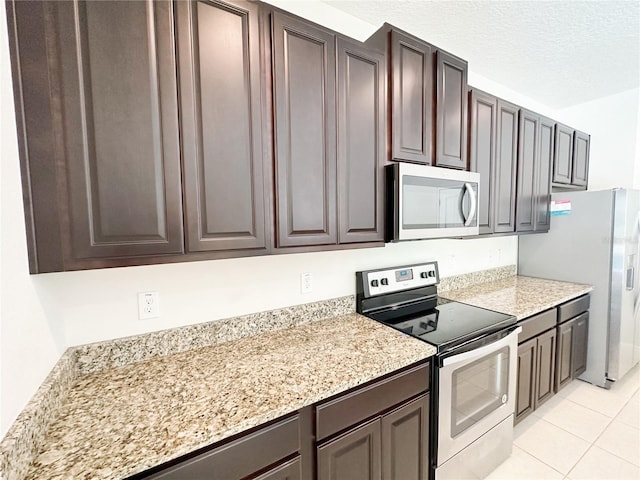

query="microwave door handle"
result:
[463,182,477,227]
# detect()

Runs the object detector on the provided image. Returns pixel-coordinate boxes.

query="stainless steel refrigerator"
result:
[519,188,640,388]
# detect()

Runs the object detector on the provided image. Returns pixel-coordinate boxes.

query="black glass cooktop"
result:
[367,297,516,352]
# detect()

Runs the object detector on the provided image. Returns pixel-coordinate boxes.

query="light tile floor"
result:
[486,365,640,480]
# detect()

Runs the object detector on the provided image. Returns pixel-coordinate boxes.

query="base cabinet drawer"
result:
[254,457,302,480]
[141,415,300,479]
[557,295,590,323]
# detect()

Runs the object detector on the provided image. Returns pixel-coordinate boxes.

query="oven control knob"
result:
[370,279,379,288]
[380,278,389,286]
[420,272,428,279]
[428,270,436,277]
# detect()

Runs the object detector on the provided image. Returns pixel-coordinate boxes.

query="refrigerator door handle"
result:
[626,265,635,291]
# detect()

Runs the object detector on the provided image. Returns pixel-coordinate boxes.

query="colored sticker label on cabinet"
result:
[550,199,571,216]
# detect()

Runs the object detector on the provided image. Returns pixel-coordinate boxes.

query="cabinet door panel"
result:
[572,131,590,187]
[571,313,589,378]
[469,89,497,235]
[535,329,557,408]
[273,13,337,247]
[515,338,537,424]
[54,0,183,258]
[177,0,267,252]
[535,117,554,232]
[390,31,432,164]
[381,394,429,480]
[516,110,538,232]
[337,38,385,244]
[553,124,573,184]
[494,100,518,233]
[435,51,468,169]
[318,420,382,480]
[556,322,574,391]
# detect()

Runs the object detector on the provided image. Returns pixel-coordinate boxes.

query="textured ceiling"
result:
[323,0,640,109]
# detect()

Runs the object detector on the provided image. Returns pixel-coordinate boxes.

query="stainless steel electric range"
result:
[356,261,520,480]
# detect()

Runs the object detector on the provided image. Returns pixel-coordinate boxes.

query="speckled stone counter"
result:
[21,313,435,480]
[440,275,592,319]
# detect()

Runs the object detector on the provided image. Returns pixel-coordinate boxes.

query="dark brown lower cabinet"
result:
[516,337,537,423]
[535,329,557,406]
[572,313,589,378]
[556,312,589,392]
[381,395,430,480]
[515,328,556,425]
[556,320,574,391]
[317,394,429,480]
[318,419,382,480]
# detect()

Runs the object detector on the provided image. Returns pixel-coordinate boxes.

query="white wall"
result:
[0,4,65,436]
[556,87,640,191]
[1,0,636,438]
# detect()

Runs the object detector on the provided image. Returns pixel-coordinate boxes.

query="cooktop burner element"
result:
[356,262,517,353]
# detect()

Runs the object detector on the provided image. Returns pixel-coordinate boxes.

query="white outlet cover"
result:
[138,291,160,320]
[300,272,313,294]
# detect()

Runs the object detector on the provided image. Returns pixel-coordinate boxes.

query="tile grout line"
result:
[529,380,640,477]
[515,380,640,478]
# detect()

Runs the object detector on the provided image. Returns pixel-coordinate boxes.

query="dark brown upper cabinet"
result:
[516,109,539,233]
[552,123,574,184]
[336,38,386,244]
[493,99,519,234]
[471,92,553,236]
[572,130,590,187]
[389,30,433,165]
[367,25,469,170]
[271,12,337,248]
[271,11,385,249]
[535,116,554,232]
[176,0,268,253]
[469,89,497,235]
[372,27,434,164]
[435,51,468,169]
[552,123,589,190]
[8,0,185,273]
[517,109,554,233]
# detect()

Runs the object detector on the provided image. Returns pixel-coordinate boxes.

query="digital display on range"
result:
[395,268,413,282]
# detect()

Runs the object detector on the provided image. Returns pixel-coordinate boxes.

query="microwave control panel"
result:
[362,261,439,297]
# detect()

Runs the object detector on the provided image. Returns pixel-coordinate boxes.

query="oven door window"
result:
[451,346,509,437]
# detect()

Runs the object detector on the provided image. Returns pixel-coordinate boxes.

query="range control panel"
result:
[361,261,439,297]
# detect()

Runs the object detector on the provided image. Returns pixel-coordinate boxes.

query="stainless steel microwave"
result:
[387,163,480,241]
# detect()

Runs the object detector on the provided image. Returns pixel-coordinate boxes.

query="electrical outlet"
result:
[300,272,313,294]
[138,291,160,320]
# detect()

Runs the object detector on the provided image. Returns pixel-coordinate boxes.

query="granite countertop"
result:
[440,275,592,319]
[23,313,436,480]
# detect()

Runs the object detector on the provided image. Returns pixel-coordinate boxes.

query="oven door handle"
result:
[442,326,522,367]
